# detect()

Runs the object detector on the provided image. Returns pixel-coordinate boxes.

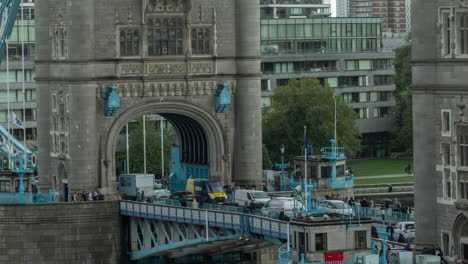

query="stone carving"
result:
[145,63,185,74]
[120,64,143,75]
[147,0,186,14]
[97,80,235,98]
[189,62,214,74]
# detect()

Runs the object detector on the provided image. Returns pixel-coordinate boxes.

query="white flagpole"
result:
[6,39,11,168]
[143,115,147,174]
[304,126,308,212]
[334,96,337,148]
[160,116,164,179]
[126,123,129,174]
[20,0,26,168]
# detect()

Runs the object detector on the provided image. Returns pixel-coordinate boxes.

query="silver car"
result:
[315,200,354,216]
[261,197,304,218]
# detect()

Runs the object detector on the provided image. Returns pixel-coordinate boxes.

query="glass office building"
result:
[261,17,383,54]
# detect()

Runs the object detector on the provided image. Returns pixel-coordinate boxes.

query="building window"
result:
[277,79,289,87]
[446,169,452,198]
[315,233,327,251]
[461,14,468,54]
[51,25,67,60]
[374,75,394,86]
[356,108,368,119]
[147,17,184,56]
[355,231,367,249]
[191,28,211,55]
[261,80,270,91]
[458,126,468,166]
[442,233,450,256]
[459,171,468,199]
[119,28,140,56]
[443,143,451,167]
[373,107,390,118]
[442,110,451,136]
[0,180,9,192]
[297,231,306,254]
[52,93,57,112]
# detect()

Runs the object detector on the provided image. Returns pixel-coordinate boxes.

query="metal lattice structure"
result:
[120,200,289,260]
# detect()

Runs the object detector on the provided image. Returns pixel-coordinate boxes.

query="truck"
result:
[185,179,227,204]
[118,174,154,199]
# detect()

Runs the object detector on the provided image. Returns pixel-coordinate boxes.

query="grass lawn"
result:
[355,176,414,185]
[347,158,413,177]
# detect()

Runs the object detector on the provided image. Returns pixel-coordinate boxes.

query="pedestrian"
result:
[243,201,250,213]
[407,164,411,174]
[398,233,406,243]
[192,197,199,209]
[179,196,187,207]
[388,184,393,193]
[88,191,94,201]
[137,189,142,201]
[262,183,268,192]
[381,206,386,221]
[141,191,145,202]
[73,192,78,202]
[371,226,378,238]
[81,191,87,201]
[386,223,394,241]
[278,208,290,221]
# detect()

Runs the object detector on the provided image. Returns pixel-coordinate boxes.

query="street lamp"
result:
[276,144,289,191]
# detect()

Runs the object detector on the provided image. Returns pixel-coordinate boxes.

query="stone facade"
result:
[413,0,468,260]
[0,201,121,263]
[36,0,263,199]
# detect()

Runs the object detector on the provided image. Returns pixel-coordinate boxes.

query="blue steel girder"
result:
[129,217,241,260]
[120,200,290,259]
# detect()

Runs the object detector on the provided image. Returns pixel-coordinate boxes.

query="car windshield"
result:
[251,192,269,199]
[405,224,415,230]
[207,182,224,193]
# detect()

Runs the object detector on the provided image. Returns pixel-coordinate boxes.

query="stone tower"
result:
[413,0,468,258]
[35,0,262,199]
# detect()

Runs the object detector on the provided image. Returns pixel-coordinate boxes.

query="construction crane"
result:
[0,1,52,203]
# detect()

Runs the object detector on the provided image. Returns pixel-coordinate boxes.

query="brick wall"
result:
[0,201,122,263]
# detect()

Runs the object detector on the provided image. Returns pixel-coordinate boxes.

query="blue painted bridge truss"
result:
[120,201,289,260]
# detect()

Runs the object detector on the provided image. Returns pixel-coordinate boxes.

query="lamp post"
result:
[275,144,290,191]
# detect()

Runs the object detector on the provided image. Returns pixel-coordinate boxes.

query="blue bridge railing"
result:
[0,190,57,204]
[120,200,289,241]
[152,198,243,213]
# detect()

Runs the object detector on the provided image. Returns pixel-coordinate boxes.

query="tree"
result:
[117,116,175,177]
[391,43,413,154]
[263,78,361,164]
[262,144,273,170]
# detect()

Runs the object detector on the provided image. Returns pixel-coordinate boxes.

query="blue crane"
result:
[0,1,53,203]
[0,0,21,63]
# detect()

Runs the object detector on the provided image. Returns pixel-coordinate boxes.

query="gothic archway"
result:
[453,213,468,258]
[57,162,68,201]
[101,100,229,196]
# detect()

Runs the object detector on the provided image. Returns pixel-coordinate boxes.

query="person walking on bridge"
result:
[192,197,199,209]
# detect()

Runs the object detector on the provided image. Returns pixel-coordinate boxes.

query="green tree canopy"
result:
[116,116,175,177]
[263,78,361,164]
[391,43,413,154]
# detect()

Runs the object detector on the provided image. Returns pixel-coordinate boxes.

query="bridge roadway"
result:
[120,200,289,260]
[119,200,414,261]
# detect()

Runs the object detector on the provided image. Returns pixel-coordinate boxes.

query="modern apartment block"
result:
[261,0,331,19]
[331,0,349,17]
[260,17,396,157]
[349,0,408,33]
[0,2,36,149]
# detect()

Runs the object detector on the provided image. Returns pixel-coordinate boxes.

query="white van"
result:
[234,190,271,206]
